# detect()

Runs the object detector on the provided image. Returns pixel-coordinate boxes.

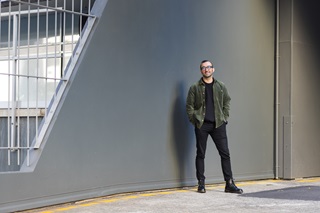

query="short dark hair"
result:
[200,60,212,70]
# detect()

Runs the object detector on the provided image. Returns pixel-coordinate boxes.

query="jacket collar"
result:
[198,77,215,85]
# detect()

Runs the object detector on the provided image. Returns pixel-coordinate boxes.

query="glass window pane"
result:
[0,75,9,102]
[0,17,13,48]
[18,58,61,108]
[0,60,10,104]
[0,9,80,109]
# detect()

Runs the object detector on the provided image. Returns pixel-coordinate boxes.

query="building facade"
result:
[0,0,319,212]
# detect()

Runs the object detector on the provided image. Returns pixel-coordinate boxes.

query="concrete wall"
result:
[278,0,320,179]
[291,0,320,178]
[0,0,275,212]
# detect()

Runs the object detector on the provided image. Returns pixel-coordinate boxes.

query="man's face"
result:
[200,61,214,79]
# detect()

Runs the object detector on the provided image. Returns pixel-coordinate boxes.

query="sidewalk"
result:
[18,178,320,213]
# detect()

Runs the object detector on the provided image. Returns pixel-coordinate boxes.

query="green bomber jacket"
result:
[186,78,231,128]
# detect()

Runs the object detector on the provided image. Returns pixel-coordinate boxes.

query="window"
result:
[0,0,95,169]
[0,8,80,109]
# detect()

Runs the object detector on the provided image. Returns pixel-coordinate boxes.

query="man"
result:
[186,60,243,194]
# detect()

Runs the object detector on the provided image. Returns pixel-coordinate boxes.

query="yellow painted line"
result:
[34,178,320,213]
[122,195,139,199]
[237,181,271,186]
[206,186,224,189]
[296,177,320,183]
[100,198,119,203]
[175,190,189,193]
[55,206,77,211]
[140,193,158,197]
[79,202,100,207]
[157,191,173,195]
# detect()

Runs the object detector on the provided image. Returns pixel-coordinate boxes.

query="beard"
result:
[202,73,213,79]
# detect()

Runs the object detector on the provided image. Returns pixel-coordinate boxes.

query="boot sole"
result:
[225,189,243,194]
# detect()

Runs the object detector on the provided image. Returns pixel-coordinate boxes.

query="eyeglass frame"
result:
[200,66,213,70]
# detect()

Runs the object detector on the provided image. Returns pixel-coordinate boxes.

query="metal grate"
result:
[0,0,96,171]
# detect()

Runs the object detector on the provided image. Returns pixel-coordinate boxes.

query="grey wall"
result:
[278,0,320,179]
[0,0,275,212]
[292,0,320,178]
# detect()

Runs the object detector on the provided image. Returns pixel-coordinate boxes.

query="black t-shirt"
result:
[204,81,215,123]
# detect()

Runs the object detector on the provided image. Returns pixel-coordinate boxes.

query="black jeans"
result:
[195,122,233,182]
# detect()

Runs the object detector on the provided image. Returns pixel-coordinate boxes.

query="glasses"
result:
[201,66,213,70]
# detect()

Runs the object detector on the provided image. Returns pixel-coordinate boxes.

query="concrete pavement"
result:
[17,178,320,213]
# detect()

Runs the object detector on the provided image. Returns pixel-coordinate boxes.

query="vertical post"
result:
[54,0,58,102]
[89,0,91,15]
[45,0,48,113]
[80,0,83,38]
[7,1,12,165]
[11,14,17,152]
[278,0,294,179]
[283,116,293,179]
[26,0,31,167]
[71,0,74,60]
[63,0,66,72]
[274,0,280,180]
[35,0,40,148]
[17,3,22,165]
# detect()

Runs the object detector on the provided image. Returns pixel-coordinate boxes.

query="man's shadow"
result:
[170,82,195,187]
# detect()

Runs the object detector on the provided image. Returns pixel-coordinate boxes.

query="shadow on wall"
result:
[297,0,320,49]
[170,82,195,186]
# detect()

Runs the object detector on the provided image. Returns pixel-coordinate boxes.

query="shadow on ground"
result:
[240,186,320,201]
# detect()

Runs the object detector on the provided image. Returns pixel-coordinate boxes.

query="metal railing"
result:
[0,0,96,170]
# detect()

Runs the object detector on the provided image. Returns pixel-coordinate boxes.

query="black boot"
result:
[225,179,243,194]
[197,180,206,193]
